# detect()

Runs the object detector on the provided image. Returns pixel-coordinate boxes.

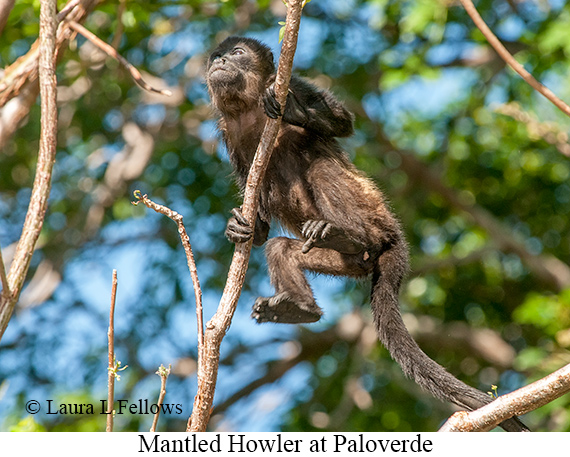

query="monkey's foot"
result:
[251,293,322,324]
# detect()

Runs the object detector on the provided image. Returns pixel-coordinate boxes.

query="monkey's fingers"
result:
[225,218,253,243]
[321,222,333,239]
[301,221,323,253]
[301,220,329,239]
[301,236,317,254]
[230,207,249,227]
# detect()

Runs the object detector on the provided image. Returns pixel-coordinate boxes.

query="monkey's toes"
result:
[251,295,322,324]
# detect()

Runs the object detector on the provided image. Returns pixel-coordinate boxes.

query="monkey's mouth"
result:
[208,63,229,76]
[208,67,238,86]
[208,67,232,83]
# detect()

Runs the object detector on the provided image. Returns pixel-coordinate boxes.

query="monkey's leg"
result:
[252,236,372,324]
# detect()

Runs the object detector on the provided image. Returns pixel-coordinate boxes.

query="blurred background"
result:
[1,0,570,432]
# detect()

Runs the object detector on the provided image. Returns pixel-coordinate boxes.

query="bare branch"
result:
[460,0,570,118]
[150,364,171,432]
[0,0,59,340]
[440,363,570,431]
[132,192,204,349]
[106,269,118,432]
[66,20,172,96]
[187,0,305,432]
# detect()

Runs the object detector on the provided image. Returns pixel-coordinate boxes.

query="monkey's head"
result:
[206,36,275,116]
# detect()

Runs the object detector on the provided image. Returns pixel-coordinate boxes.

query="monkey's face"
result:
[207,46,250,91]
[206,37,274,114]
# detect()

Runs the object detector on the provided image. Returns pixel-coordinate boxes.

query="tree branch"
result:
[106,269,118,432]
[439,362,570,431]
[0,0,15,36]
[459,0,570,118]
[0,0,97,150]
[187,0,304,432]
[132,192,204,349]
[0,0,59,340]
[150,364,171,432]
[65,20,172,96]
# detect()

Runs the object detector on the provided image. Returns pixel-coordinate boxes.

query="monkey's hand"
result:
[301,220,332,253]
[301,220,365,255]
[225,207,253,244]
[263,84,282,119]
[263,83,308,125]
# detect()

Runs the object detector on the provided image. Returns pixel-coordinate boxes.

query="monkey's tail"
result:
[370,239,529,432]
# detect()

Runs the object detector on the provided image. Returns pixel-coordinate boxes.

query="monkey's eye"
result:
[231,47,245,55]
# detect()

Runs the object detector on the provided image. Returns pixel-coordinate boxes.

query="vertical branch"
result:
[187,0,304,432]
[0,0,58,340]
[150,364,171,432]
[106,269,118,432]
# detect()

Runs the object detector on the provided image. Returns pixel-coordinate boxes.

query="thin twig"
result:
[459,0,570,117]
[150,364,171,432]
[187,0,304,432]
[65,20,172,96]
[106,269,118,432]
[56,0,81,22]
[132,191,204,349]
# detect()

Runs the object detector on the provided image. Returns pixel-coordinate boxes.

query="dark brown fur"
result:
[206,36,528,432]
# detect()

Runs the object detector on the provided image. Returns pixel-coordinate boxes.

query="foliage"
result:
[1,0,569,432]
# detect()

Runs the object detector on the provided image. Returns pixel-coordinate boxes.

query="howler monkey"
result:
[206,36,528,432]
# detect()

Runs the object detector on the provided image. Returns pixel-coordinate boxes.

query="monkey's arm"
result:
[263,75,354,138]
[225,207,270,246]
